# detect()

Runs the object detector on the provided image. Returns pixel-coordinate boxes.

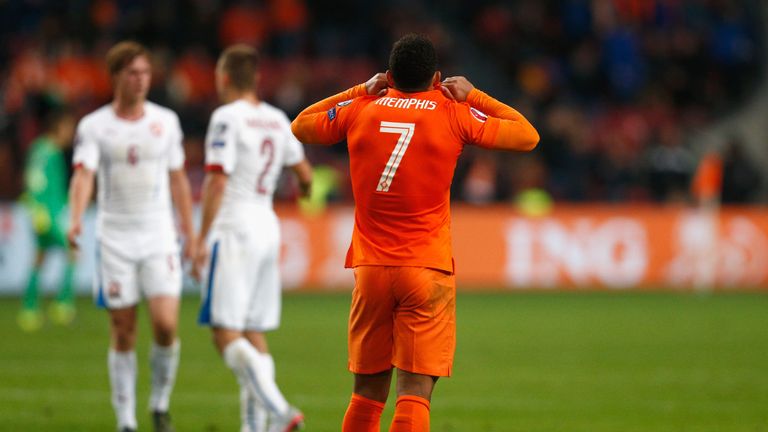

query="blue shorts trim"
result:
[95,242,107,308]
[197,241,220,325]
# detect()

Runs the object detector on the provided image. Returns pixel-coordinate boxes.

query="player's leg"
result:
[99,242,142,432]
[18,247,45,331]
[198,232,294,431]
[242,332,269,432]
[242,234,303,432]
[389,267,456,432]
[343,266,397,432]
[146,295,181,425]
[216,327,301,432]
[390,370,436,432]
[141,252,182,432]
[108,306,139,432]
[216,331,285,428]
[342,370,392,432]
[50,223,76,325]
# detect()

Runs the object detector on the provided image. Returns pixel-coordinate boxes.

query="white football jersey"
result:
[204,100,305,228]
[73,102,185,237]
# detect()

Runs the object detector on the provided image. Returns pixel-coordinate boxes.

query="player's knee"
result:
[110,312,137,350]
[152,321,177,346]
[211,328,240,354]
[396,370,437,401]
[354,384,390,403]
[353,370,392,403]
[111,327,136,350]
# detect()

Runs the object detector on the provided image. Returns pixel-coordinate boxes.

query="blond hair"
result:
[219,44,260,91]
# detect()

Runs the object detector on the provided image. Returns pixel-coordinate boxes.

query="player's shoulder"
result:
[145,101,180,123]
[26,139,48,160]
[256,101,292,121]
[351,94,379,107]
[210,101,240,120]
[78,105,112,128]
[448,99,489,124]
[253,101,297,131]
[256,100,282,113]
[329,95,375,122]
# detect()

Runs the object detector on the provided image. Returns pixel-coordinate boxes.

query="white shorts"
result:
[198,227,281,332]
[94,234,181,309]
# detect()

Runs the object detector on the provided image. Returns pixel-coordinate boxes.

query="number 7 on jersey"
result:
[377,121,415,192]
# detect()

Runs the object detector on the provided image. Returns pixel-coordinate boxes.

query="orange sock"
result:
[342,393,385,432]
[389,395,430,432]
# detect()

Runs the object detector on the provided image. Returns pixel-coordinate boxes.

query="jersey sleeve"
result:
[167,112,185,170]
[204,109,237,174]
[453,89,539,151]
[72,119,100,171]
[291,84,368,145]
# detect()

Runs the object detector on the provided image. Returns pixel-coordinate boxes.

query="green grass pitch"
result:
[1,292,767,431]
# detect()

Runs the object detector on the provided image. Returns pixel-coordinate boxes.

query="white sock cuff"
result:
[152,340,180,356]
[109,349,137,362]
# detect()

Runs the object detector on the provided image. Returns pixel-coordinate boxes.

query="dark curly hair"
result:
[388,34,437,92]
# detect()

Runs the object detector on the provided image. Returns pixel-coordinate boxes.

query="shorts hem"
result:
[100,300,140,311]
[347,263,454,275]
[207,323,279,333]
[145,292,182,300]
[348,363,394,375]
[244,325,279,333]
[392,361,452,378]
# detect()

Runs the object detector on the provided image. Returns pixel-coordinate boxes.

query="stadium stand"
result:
[0,0,765,203]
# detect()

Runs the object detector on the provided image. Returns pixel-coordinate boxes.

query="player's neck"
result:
[112,98,146,121]
[227,90,259,105]
[393,86,432,94]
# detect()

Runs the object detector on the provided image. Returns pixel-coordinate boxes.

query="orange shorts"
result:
[348,266,456,377]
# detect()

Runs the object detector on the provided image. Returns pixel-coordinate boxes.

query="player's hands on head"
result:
[67,222,81,251]
[365,73,389,96]
[440,76,475,102]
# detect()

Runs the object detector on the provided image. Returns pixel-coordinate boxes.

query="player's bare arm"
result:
[66,166,95,251]
[192,171,228,280]
[290,159,313,198]
[291,79,375,144]
[169,168,197,261]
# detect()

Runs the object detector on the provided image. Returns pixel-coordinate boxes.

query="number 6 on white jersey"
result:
[377,121,415,192]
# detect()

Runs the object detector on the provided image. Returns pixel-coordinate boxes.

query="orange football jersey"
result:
[292,84,538,273]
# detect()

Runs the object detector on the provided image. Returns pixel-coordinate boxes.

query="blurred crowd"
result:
[0,0,764,204]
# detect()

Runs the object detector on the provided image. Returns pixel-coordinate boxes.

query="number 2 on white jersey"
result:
[376,121,415,192]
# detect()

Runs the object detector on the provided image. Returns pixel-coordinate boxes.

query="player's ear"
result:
[432,71,441,89]
[385,70,395,88]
